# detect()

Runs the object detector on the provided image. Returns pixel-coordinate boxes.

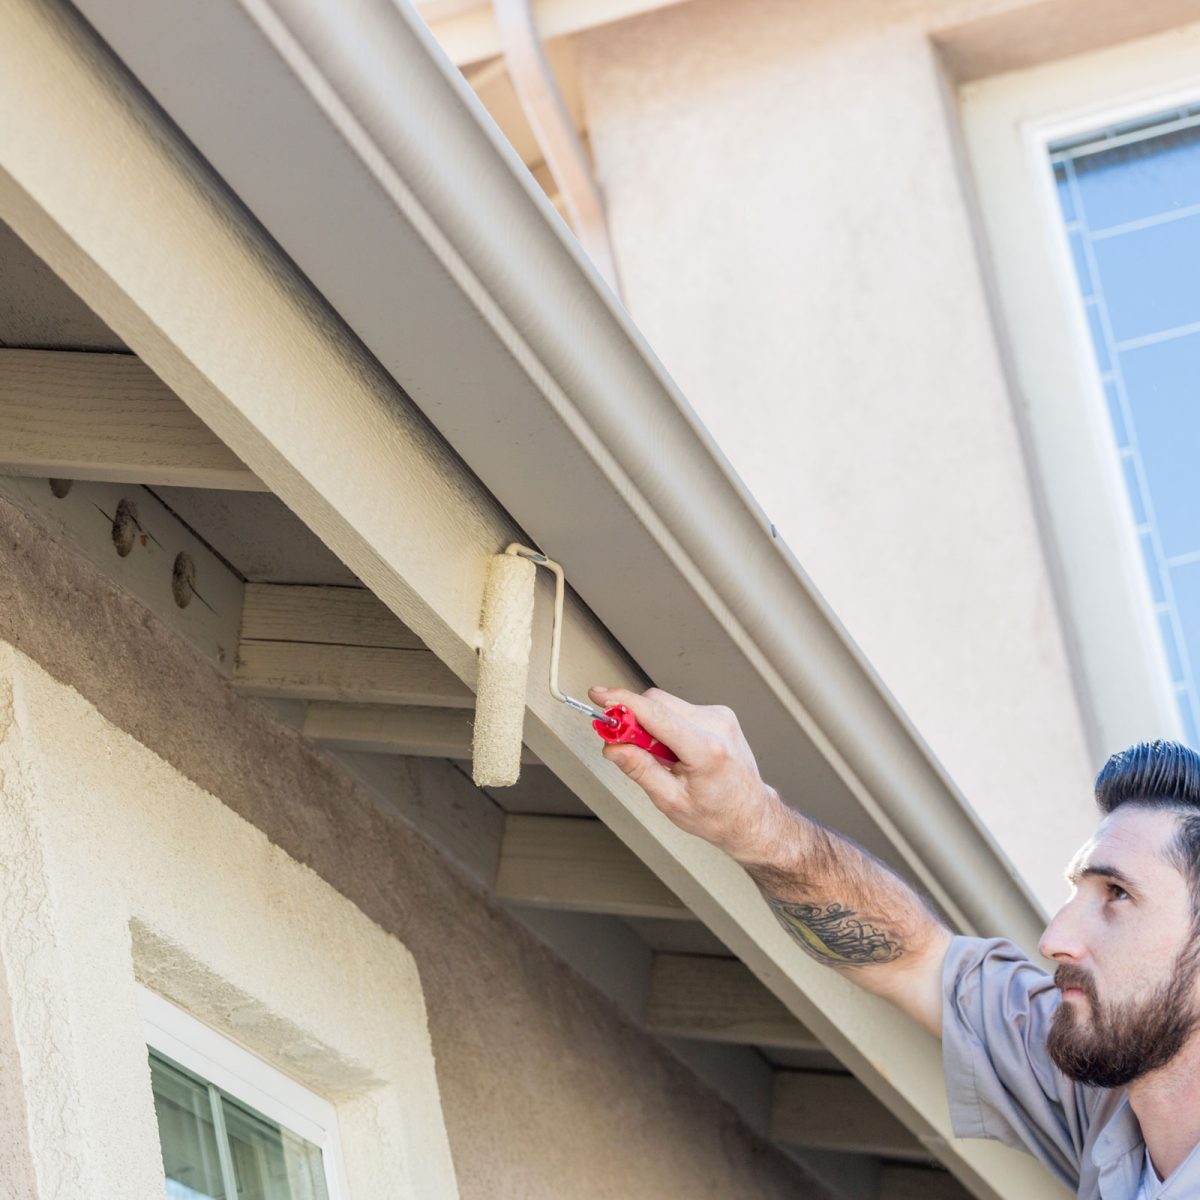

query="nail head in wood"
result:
[172,551,195,609]
[111,497,137,557]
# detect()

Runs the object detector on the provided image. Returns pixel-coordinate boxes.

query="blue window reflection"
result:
[1052,111,1200,748]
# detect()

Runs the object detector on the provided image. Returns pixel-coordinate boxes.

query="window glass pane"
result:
[1171,562,1200,698]
[1117,333,1200,559]
[1140,533,1164,604]
[1181,692,1200,749]
[1158,608,1186,684]
[1071,124,1200,230]
[1053,115,1200,746]
[149,1050,330,1200]
[1084,303,1111,372]
[1067,230,1093,296]
[222,1095,330,1200]
[149,1055,228,1200]
[1103,377,1128,447]
[1122,457,1147,528]
[1090,212,1200,344]
[1054,162,1076,222]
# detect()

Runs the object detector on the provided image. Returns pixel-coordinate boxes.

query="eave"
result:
[4,1,1062,1194]
[69,0,1044,946]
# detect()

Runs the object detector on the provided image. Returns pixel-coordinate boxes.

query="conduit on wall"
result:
[492,0,621,294]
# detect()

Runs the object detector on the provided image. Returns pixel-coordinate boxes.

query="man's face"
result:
[1039,806,1200,1088]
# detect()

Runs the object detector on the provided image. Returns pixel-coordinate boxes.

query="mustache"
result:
[1054,964,1099,1002]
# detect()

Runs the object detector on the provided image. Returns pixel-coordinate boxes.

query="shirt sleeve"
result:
[942,935,1095,1187]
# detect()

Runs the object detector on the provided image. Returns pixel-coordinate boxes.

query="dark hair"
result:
[1095,740,1200,918]
[1095,740,1200,814]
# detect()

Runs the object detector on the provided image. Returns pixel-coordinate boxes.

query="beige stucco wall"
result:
[0,642,458,1200]
[0,493,822,1199]
[575,0,1104,911]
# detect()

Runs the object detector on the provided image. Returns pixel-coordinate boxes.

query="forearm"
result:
[586,685,952,1035]
[737,791,951,1032]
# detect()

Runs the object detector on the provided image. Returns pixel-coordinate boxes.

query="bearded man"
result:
[588,684,1200,1200]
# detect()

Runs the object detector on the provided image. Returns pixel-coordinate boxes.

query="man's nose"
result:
[1039,901,1086,962]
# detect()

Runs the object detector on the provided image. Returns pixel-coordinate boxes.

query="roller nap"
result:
[472,552,536,787]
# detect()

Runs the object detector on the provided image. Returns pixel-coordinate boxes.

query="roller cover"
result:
[472,553,536,786]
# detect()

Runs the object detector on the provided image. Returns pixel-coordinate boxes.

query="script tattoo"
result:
[767,898,903,968]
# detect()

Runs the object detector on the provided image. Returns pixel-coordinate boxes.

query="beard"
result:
[1047,945,1200,1089]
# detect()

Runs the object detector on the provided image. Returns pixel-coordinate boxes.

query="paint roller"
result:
[472,544,678,788]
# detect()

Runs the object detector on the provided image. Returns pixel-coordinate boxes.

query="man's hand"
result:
[587,685,790,866]
[588,684,951,1036]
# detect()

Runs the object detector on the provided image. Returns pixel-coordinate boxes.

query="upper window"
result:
[1050,108,1200,748]
[141,988,346,1200]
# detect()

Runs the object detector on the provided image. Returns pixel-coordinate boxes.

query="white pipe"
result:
[492,0,621,294]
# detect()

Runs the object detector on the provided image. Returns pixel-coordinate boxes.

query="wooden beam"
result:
[237,583,471,706]
[881,1165,974,1200]
[0,349,264,489]
[235,641,471,706]
[0,475,243,674]
[418,0,696,65]
[772,1072,927,1162]
[305,701,539,762]
[240,583,423,649]
[333,750,503,887]
[496,815,691,918]
[645,954,822,1050]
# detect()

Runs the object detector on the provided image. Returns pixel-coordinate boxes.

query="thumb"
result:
[602,743,683,808]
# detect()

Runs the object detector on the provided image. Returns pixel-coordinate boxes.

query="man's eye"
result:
[1108,883,1130,901]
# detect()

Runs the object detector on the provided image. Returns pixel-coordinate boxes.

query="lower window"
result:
[141,988,345,1200]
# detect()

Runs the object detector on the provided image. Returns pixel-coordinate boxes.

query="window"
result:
[141,988,347,1200]
[957,34,1200,758]
[1049,108,1200,747]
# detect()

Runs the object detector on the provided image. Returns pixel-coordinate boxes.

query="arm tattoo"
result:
[767,897,903,968]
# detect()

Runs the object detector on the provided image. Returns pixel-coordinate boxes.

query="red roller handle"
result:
[592,704,679,764]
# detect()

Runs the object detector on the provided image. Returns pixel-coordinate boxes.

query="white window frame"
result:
[957,23,1200,755]
[141,986,350,1200]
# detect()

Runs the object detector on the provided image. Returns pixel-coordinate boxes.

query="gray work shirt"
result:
[942,936,1200,1198]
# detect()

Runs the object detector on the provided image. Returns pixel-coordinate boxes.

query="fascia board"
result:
[69,0,1044,948]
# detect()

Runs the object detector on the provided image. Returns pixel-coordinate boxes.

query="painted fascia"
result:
[2,2,1061,1194]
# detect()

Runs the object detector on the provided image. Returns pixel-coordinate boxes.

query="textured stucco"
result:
[0,947,37,1200]
[575,0,1099,910]
[0,493,823,1199]
[0,653,456,1199]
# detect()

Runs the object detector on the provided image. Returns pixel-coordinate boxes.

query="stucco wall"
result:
[0,493,822,1199]
[575,0,1100,910]
[0,644,458,1200]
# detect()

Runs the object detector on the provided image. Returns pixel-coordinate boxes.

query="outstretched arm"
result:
[589,685,952,1037]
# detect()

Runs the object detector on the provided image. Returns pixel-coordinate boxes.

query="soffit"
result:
[151,487,360,587]
[933,0,1200,82]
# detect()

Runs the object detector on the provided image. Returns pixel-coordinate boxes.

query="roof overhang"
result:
[68,0,1045,943]
[4,1,1062,1194]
